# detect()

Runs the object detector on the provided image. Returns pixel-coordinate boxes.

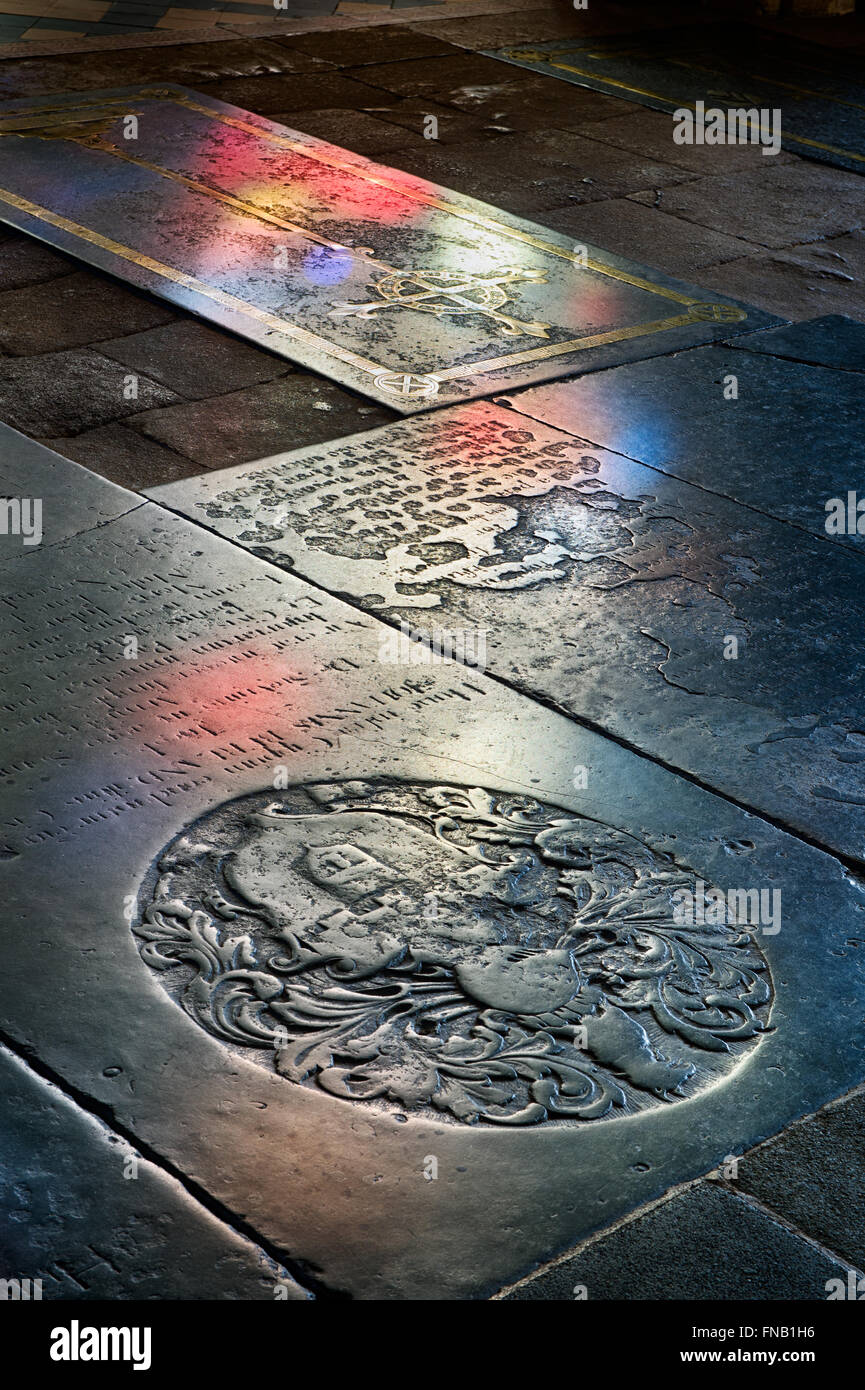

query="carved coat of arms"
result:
[135,780,772,1125]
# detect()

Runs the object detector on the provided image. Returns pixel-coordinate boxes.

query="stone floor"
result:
[2,0,865,1308]
[0,0,460,46]
[0,14,860,488]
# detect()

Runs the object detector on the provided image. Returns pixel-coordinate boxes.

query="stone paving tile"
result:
[411,8,588,49]
[439,71,628,132]
[542,198,761,276]
[630,163,865,251]
[94,319,295,401]
[574,106,801,177]
[774,14,865,52]
[194,69,386,112]
[0,424,141,555]
[2,498,864,1297]
[0,271,176,355]
[345,49,531,98]
[504,346,865,555]
[380,140,595,217]
[0,1042,311,1300]
[274,21,453,65]
[356,91,513,143]
[412,4,692,50]
[0,348,181,435]
[693,233,865,323]
[147,398,865,861]
[727,314,865,374]
[0,37,334,95]
[44,422,204,490]
[127,373,393,467]
[269,102,429,153]
[0,228,76,292]
[735,1088,865,1273]
[500,1183,853,1300]
[388,133,698,217]
[450,127,699,195]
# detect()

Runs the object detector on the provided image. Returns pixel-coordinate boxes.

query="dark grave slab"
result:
[728,315,865,375]
[150,400,865,864]
[486,25,865,173]
[735,1087,865,1272]
[0,83,776,414]
[0,40,338,103]
[0,1042,310,1301]
[0,423,142,561]
[499,1182,851,1301]
[501,346,865,556]
[3,493,865,1298]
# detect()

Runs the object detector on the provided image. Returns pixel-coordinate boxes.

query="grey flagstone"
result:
[499,344,865,554]
[0,1042,311,1301]
[0,424,142,559]
[724,315,865,375]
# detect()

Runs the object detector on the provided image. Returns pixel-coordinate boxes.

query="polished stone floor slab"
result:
[0,423,141,559]
[728,315,865,375]
[501,344,865,555]
[487,25,865,172]
[0,1042,310,1301]
[0,83,775,412]
[3,484,864,1299]
[150,400,865,863]
[500,1181,850,1302]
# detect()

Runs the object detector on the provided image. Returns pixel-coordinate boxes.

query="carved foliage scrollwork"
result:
[135,780,771,1125]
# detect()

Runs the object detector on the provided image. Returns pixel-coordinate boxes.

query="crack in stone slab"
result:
[0,424,145,562]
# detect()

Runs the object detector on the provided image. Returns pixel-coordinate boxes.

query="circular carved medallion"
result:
[372,371,441,399]
[134,780,772,1125]
[692,302,747,322]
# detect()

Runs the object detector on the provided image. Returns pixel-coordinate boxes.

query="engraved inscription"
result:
[134,779,772,1125]
[193,409,590,608]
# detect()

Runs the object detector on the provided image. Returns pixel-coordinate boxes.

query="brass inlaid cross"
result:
[332,267,552,339]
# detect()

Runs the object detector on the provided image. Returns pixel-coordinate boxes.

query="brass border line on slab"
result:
[140,88,704,307]
[0,87,752,394]
[0,184,389,378]
[506,53,865,167]
[0,182,740,390]
[434,311,701,380]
